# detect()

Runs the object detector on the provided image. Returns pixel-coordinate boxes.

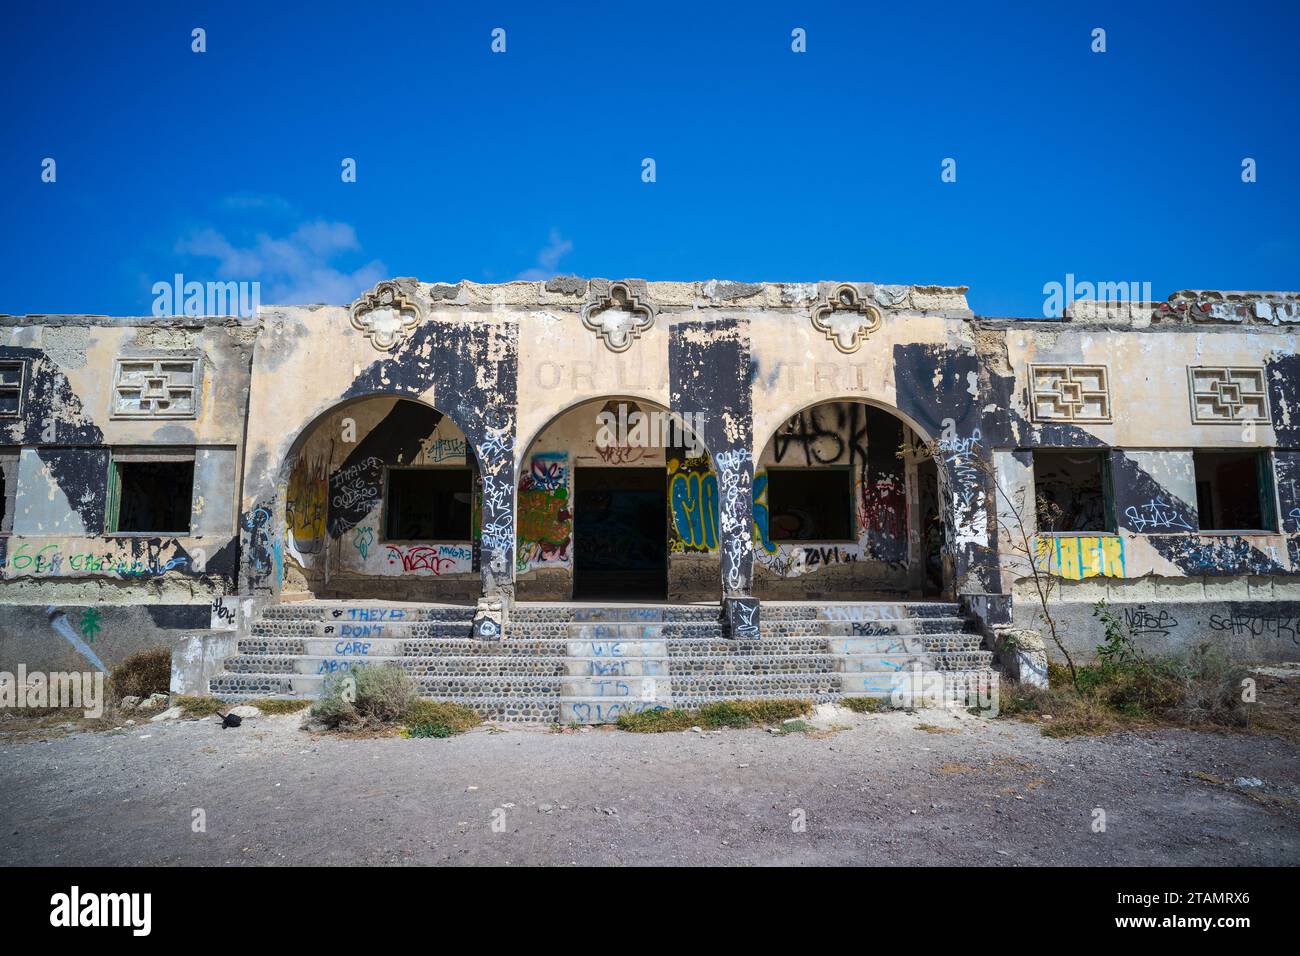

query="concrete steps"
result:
[558,621,671,724]
[207,598,999,724]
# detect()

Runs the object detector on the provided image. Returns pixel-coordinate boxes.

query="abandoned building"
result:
[1,278,1298,721]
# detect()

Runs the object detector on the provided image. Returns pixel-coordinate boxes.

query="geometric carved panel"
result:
[1029,364,1111,422]
[1188,367,1270,423]
[112,357,199,419]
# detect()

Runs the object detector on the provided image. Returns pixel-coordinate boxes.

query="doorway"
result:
[573,467,667,599]
[917,457,944,596]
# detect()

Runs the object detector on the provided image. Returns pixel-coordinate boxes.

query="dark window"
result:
[767,468,853,541]
[113,461,194,533]
[1033,451,1113,533]
[0,361,24,416]
[385,468,472,540]
[0,452,16,533]
[1194,451,1275,531]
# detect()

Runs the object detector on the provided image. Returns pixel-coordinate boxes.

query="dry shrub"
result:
[110,648,171,700]
[311,664,416,730]
[403,699,480,737]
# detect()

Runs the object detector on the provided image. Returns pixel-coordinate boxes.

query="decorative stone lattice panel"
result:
[810,284,882,353]
[1188,367,1270,423]
[581,281,655,352]
[111,357,199,418]
[1028,365,1111,422]
[349,279,423,351]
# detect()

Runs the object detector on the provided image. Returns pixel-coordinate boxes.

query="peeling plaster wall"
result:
[983,302,1299,657]
[2,283,1298,670]
[0,317,254,669]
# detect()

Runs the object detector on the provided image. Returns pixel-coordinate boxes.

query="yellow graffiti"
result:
[287,455,328,554]
[1036,535,1126,580]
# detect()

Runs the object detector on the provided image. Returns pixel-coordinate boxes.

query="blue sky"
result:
[1,0,1296,317]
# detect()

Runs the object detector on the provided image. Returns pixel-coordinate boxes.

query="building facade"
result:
[2,278,1298,687]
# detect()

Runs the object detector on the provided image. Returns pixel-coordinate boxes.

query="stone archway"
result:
[752,398,955,600]
[272,395,484,603]
[514,395,714,602]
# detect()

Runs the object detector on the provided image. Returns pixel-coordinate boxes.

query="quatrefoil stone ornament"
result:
[811,284,883,353]
[582,281,656,353]
[350,280,424,351]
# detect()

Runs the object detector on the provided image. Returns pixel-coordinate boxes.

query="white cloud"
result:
[515,229,574,280]
[175,220,387,304]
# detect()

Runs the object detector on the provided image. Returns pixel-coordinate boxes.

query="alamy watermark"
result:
[595,403,706,457]
[151,273,260,318]
[0,666,105,718]
[1042,273,1152,319]
[50,886,151,936]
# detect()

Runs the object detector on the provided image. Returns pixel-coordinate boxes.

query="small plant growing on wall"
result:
[1092,600,1139,670]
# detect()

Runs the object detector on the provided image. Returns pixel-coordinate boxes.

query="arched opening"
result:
[516,396,714,602]
[277,395,483,603]
[753,398,951,600]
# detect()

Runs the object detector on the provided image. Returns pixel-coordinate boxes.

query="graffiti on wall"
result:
[1209,610,1300,645]
[751,472,775,554]
[754,403,910,578]
[668,454,719,553]
[0,538,193,579]
[1035,535,1126,580]
[243,504,282,590]
[383,544,474,576]
[1124,498,1195,532]
[286,453,328,555]
[771,403,870,468]
[937,426,988,552]
[422,433,468,463]
[328,456,384,533]
[517,452,572,571]
[715,448,753,592]
[211,595,238,630]
[351,525,374,560]
[476,418,518,586]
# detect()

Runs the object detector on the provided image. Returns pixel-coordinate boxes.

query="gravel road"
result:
[2,706,1297,866]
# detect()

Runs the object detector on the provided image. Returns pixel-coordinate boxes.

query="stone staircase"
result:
[207,599,997,723]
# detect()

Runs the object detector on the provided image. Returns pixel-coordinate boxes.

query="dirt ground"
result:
[1,703,1297,866]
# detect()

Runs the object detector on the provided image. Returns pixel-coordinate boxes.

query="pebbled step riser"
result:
[668,676,841,694]
[253,621,473,639]
[559,699,666,724]
[837,655,934,673]
[560,677,669,698]
[212,673,564,695]
[261,605,474,623]
[224,655,566,677]
[565,639,668,658]
[762,603,960,621]
[761,618,976,636]
[566,659,671,677]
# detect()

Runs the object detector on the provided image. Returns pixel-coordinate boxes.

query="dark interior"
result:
[1034,450,1111,533]
[573,467,667,599]
[115,461,193,534]
[385,467,473,540]
[1195,451,1272,531]
[767,468,853,541]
